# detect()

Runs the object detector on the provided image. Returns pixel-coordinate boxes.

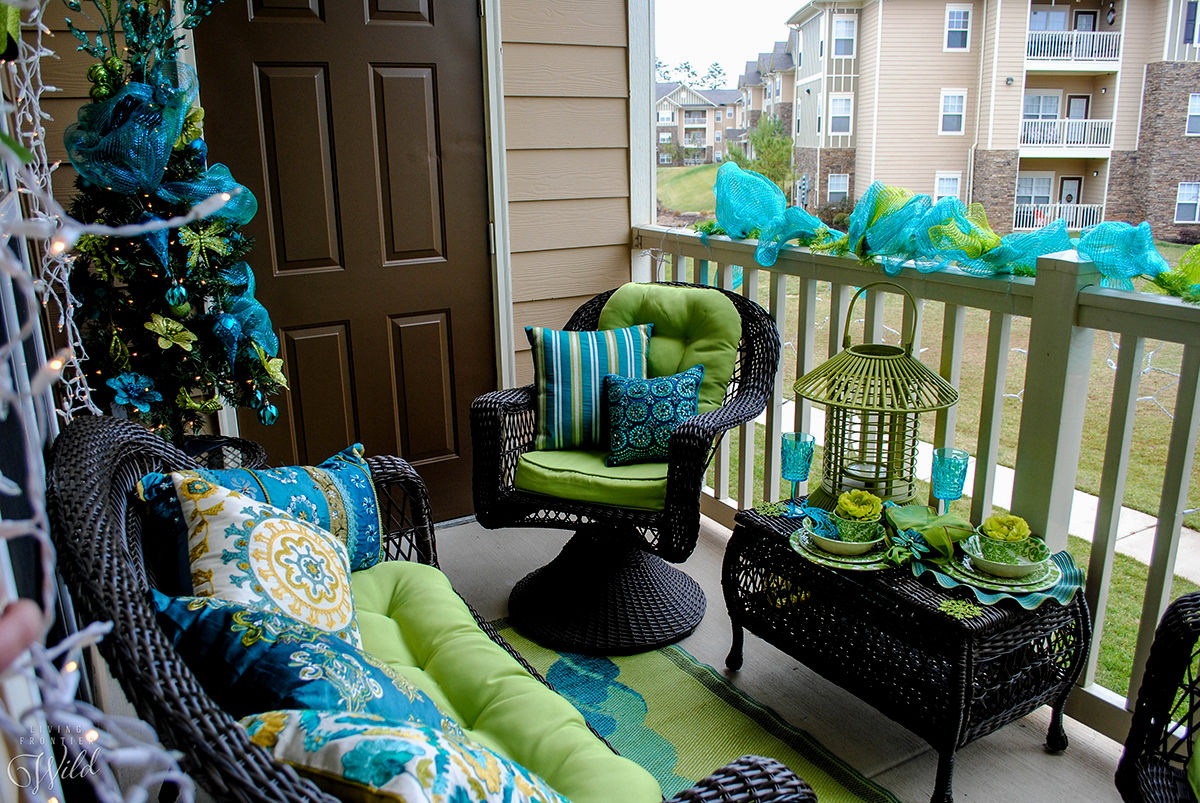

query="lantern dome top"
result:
[792,283,959,414]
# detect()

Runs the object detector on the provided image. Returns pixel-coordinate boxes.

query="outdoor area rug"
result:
[495,622,899,802]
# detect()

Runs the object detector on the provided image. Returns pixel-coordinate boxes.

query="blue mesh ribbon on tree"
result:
[157,163,258,225]
[64,61,198,193]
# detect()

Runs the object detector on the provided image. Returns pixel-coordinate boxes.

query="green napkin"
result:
[885,505,974,562]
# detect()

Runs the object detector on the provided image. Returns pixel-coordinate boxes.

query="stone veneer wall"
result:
[1127,62,1200,242]
[1104,151,1144,225]
[970,150,1019,235]
[819,148,856,207]
[793,147,819,208]
[776,103,794,142]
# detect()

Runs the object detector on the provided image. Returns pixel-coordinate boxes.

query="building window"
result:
[1023,94,1061,119]
[1186,1,1198,44]
[1189,94,1200,135]
[830,94,853,134]
[657,109,675,124]
[797,116,803,134]
[940,89,966,134]
[715,151,723,161]
[715,130,722,142]
[775,75,782,99]
[659,152,673,165]
[1016,175,1053,205]
[659,132,672,143]
[945,4,971,50]
[833,16,857,57]
[726,109,733,119]
[1028,7,1069,31]
[934,171,961,202]
[828,173,850,203]
[1176,182,1200,223]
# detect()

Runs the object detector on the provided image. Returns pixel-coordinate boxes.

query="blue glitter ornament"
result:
[257,403,278,426]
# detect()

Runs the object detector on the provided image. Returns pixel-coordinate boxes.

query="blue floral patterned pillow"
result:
[153,592,453,732]
[604,364,704,466]
[240,709,570,803]
[138,443,384,572]
[151,475,363,646]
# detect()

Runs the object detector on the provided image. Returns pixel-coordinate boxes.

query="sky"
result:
[654,0,804,89]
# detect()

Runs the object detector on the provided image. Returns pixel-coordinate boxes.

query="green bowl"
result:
[831,513,883,543]
[809,528,884,556]
[962,534,1050,578]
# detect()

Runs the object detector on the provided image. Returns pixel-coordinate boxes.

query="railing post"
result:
[1011,251,1101,549]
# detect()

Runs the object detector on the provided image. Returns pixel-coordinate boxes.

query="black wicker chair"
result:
[46,415,812,802]
[471,282,780,654]
[1117,591,1200,802]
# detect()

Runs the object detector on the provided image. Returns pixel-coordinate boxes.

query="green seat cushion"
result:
[352,561,662,803]
[598,283,741,413]
[514,449,669,511]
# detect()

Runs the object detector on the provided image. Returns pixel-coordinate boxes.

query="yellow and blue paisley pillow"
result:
[138,444,384,572]
[240,709,570,803]
[156,475,362,646]
[153,592,450,731]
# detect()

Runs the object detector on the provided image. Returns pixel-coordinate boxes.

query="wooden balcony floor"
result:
[438,516,1125,803]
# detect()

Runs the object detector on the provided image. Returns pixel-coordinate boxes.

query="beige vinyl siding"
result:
[825,10,859,150]
[857,0,880,184]
[501,0,632,385]
[1017,158,1109,205]
[869,0,980,193]
[1023,74,1117,119]
[795,79,823,147]
[798,17,824,82]
[986,0,1026,150]
[1164,0,1200,61]
[1114,1,1160,150]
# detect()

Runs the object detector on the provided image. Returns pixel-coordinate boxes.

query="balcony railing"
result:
[684,138,706,147]
[1020,118,1114,149]
[1013,202,1104,230]
[632,223,1200,746]
[1027,30,1122,62]
[683,114,707,126]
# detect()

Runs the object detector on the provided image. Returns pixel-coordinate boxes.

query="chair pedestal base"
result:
[508,529,706,655]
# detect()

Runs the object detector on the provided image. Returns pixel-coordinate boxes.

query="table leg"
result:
[931,747,956,803]
[726,622,744,670]
[1045,690,1071,752]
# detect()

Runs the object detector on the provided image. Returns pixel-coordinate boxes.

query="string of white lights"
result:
[0,3,201,800]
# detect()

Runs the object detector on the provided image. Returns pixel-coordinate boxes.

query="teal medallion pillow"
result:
[149,475,362,646]
[525,324,653,450]
[138,443,383,572]
[240,709,570,803]
[604,364,704,466]
[153,592,452,731]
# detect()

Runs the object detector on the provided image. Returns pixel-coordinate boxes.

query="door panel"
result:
[196,2,496,518]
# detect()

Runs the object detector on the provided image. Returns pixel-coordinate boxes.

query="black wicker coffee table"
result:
[723,509,1091,803]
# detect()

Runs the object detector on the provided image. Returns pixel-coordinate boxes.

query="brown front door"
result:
[195,2,495,519]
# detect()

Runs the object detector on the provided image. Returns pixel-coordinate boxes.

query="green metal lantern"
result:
[793,282,958,509]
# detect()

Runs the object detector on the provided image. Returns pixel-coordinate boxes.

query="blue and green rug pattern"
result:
[496,623,899,802]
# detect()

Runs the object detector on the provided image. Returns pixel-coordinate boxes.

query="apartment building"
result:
[776,0,1200,238]
[656,82,744,165]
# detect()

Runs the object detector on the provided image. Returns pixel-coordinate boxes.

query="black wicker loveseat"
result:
[45,415,814,802]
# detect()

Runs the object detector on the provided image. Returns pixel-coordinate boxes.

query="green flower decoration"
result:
[174,105,205,150]
[939,599,983,620]
[253,342,289,389]
[144,313,198,351]
[179,221,232,271]
[834,489,883,521]
[754,501,789,517]
[980,514,1031,542]
[175,387,222,414]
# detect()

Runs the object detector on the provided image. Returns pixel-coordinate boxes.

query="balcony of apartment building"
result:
[1012,169,1106,230]
[1019,117,1114,158]
[683,110,708,127]
[1025,3,1121,72]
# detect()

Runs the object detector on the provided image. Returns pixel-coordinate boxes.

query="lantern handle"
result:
[842,281,918,356]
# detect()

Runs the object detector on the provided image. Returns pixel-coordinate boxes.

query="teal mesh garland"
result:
[710,162,1180,298]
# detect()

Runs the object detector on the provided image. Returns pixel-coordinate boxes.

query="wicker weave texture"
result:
[1117,590,1200,802]
[725,510,1091,802]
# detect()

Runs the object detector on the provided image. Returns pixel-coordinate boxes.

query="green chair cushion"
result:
[598,283,741,413]
[514,449,669,511]
[352,561,662,803]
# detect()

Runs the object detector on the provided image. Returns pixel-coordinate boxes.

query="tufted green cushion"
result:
[352,561,662,803]
[597,283,741,413]
[513,449,668,511]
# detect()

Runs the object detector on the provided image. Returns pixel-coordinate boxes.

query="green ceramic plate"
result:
[789,527,893,572]
[954,557,1052,588]
[941,554,1061,593]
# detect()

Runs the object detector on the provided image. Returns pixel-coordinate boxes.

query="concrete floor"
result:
[437,516,1126,803]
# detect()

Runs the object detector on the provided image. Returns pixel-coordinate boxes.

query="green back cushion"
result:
[597,283,741,413]
[352,562,662,803]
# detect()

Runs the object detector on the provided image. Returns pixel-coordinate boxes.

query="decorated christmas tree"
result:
[63,0,286,441]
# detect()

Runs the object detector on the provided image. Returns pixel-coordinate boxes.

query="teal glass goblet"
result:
[781,432,815,514]
[931,447,970,514]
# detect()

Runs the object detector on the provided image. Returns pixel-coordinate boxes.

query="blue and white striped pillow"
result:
[525,324,653,450]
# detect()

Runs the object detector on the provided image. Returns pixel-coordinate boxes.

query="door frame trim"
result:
[482,0,516,388]
[629,0,654,283]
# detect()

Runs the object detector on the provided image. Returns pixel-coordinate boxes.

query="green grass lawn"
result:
[657,164,719,214]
